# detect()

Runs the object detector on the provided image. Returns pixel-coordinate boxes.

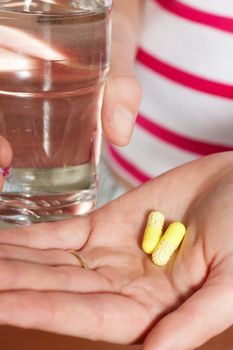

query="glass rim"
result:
[0,0,112,16]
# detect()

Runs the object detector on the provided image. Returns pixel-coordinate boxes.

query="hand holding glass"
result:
[0,0,112,224]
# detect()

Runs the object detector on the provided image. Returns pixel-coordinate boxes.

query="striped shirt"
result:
[107,0,233,185]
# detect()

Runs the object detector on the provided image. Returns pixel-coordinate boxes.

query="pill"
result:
[142,211,165,254]
[152,222,186,266]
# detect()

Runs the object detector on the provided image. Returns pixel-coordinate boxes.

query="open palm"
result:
[0,153,232,350]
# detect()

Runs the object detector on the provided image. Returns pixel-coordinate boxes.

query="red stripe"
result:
[137,114,233,156]
[155,0,233,34]
[108,144,151,183]
[137,48,233,99]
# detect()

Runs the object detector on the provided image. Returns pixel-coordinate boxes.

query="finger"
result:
[0,259,111,293]
[0,25,65,63]
[3,0,74,11]
[102,16,142,146]
[0,48,38,72]
[0,244,88,266]
[0,217,90,250]
[0,136,12,168]
[102,73,142,146]
[143,274,233,350]
[0,136,12,190]
[0,291,148,343]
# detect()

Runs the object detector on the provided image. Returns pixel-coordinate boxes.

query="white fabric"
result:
[178,0,233,17]
[107,0,233,185]
[137,63,233,146]
[142,1,233,84]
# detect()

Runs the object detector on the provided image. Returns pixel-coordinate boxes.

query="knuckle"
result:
[107,74,142,109]
[110,73,141,92]
[126,76,142,101]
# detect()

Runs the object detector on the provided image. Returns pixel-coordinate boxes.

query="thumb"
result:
[143,274,233,350]
[102,15,142,146]
[0,136,12,190]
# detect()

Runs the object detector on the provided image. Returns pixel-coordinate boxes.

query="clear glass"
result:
[0,0,112,224]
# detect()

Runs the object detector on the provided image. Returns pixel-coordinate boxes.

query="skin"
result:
[0,152,231,350]
[0,136,12,188]
[0,0,143,146]
[101,0,143,145]
[1,2,233,348]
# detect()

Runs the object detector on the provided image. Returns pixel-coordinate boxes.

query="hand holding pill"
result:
[0,153,231,350]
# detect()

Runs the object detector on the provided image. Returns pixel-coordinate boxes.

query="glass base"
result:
[0,190,96,225]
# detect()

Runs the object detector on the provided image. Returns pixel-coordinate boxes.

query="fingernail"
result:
[0,167,11,177]
[112,106,134,143]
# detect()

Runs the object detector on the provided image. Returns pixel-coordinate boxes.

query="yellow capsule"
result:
[152,222,186,266]
[142,211,165,254]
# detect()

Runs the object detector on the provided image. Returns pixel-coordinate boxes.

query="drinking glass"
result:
[0,0,112,224]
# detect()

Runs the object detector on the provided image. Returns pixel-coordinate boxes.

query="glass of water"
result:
[0,0,112,224]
